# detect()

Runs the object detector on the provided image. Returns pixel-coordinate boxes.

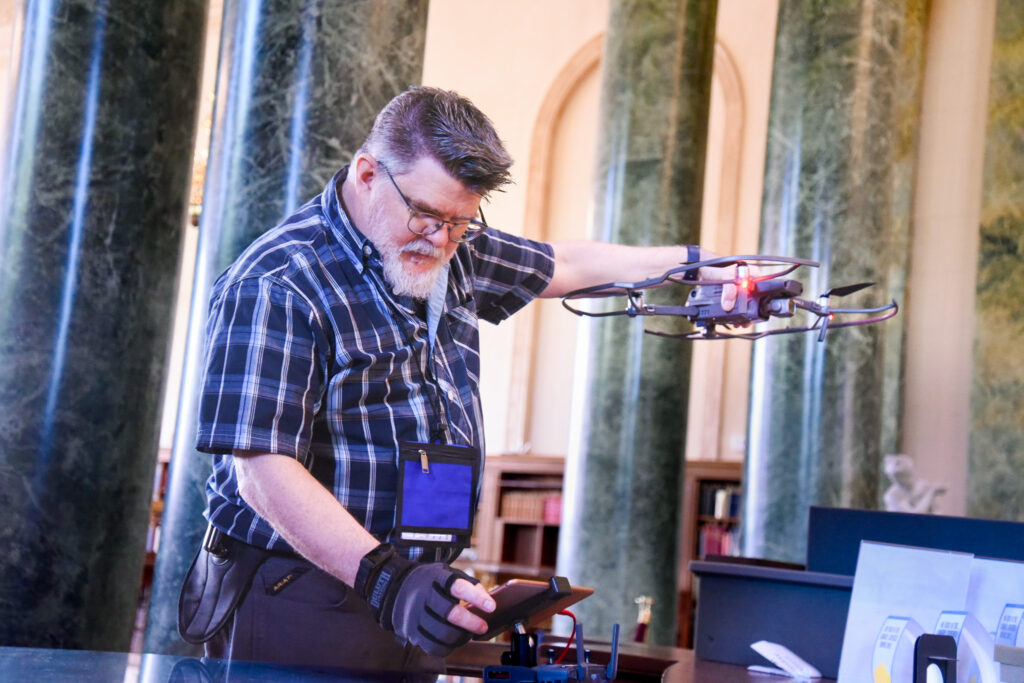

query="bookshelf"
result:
[469,455,565,584]
[678,459,743,647]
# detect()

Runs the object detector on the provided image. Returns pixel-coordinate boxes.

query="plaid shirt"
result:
[196,167,555,557]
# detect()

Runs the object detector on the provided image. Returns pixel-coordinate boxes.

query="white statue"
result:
[883,454,947,514]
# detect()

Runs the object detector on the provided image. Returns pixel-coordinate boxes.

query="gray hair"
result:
[359,86,513,196]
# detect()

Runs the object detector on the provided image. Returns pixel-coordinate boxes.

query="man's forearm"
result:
[541,241,705,298]
[233,451,378,586]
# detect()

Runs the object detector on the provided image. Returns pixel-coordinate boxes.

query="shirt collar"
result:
[321,165,380,275]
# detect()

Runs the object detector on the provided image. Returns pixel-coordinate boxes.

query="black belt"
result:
[203,524,303,562]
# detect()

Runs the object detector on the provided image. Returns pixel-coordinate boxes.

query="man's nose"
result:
[424,224,450,248]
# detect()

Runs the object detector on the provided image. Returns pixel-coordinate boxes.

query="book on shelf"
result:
[698,522,741,558]
[500,490,562,523]
[699,482,741,520]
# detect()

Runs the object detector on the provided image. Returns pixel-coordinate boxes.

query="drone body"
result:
[561,255,898,341]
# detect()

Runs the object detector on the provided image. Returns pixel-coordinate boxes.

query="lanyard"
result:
[426,263,449,355]
[425,264,451,443]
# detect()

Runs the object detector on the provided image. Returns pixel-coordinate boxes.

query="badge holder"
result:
[395,442,479,548]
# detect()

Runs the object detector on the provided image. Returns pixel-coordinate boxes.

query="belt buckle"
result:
[203,524,231,560]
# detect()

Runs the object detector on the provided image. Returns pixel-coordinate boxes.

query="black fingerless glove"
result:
[354,543,478,657]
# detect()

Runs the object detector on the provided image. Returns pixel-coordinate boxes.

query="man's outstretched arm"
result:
[541,241,737,308]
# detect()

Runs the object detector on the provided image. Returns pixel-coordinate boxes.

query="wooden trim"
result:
[505,34,604,453]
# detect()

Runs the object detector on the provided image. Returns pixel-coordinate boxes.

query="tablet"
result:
[469,576,594,640]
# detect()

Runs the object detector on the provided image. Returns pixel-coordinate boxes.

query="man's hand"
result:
[354,544,495,657]
[447,576,497,632]
[697,265,740,312]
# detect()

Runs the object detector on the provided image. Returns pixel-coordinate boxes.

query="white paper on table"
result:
[836,541,974,683]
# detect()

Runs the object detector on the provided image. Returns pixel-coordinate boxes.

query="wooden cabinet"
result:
[677,459,742,647]
[468,455,564,583]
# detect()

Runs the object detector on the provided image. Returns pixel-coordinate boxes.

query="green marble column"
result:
[742,0,926,563]
[144,0,428,655]
[557,0,717,647]
[0,0,206,650]
[969,1,1024,521]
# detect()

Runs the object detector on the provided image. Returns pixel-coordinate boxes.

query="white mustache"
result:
[400,241,445,259]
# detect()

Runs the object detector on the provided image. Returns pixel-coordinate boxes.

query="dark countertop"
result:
[0,642,835,682]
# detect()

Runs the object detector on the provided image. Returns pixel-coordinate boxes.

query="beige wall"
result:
[422,0,610,454]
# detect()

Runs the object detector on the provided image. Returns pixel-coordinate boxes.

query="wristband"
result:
[354,543,396,602]
[683,244,701,281]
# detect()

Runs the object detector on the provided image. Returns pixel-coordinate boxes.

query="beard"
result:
[368,201,449,300]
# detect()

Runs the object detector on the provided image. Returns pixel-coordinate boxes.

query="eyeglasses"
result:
[377,161,489,243]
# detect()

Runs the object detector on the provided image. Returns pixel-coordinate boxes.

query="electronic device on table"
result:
[562,255,898,342]
[474,577,618,683]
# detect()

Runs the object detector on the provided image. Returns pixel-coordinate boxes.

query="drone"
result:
[561,255,898,341]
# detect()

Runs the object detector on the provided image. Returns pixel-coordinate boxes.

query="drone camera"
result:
[766,297,796,317]
[756,278,802,319]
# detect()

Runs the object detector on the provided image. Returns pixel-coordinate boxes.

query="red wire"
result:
[552,610,576,665]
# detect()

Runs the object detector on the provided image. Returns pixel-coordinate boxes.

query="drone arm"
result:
[640,304,700,317]
[791,297,826,315]
[818,300,899,329]
[826,302,899,315]
[560,293,700,319]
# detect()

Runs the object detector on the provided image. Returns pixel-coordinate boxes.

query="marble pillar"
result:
[742,0,926,563]
[144,0,428,654]
[0,1,206,650]
[557,0,717,647]
[969,1,1024,521]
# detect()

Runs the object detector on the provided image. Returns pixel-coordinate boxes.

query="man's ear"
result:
[351,153,377,192]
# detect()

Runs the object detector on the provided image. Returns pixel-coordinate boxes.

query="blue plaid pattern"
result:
[196,167,555,556]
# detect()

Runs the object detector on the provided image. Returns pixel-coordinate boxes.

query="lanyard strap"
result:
[425,264,450,443]
[426,264,449,354]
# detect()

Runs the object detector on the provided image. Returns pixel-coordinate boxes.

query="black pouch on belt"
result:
[177,525,270,644]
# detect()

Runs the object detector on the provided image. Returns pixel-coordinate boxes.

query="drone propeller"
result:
[815,282,875,341]
[824,282,874,298]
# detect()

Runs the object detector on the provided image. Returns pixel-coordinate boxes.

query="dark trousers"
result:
[205,554,445,674]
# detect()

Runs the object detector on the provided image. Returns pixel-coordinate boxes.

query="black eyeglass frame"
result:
[377,161,489,243]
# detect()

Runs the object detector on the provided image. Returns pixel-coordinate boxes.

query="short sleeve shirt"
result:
[196,167,555,557]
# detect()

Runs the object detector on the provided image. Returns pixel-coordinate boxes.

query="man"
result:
[179,86,733,673]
